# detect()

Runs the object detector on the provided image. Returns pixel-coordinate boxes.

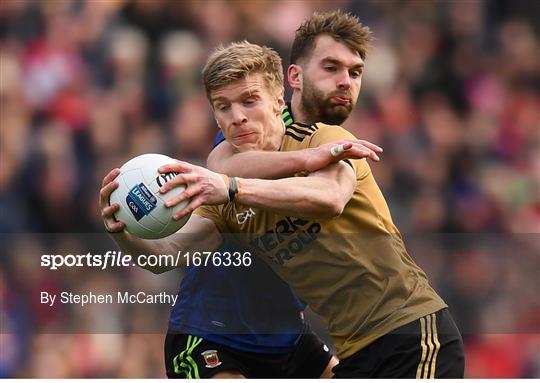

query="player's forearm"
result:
[236,176,344,218]
[208,149,308,180]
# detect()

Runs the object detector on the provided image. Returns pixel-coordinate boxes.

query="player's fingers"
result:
[158,161,192,174]
[102,203,125,231]
[105,221,125,233]
[354,144,380,161]
[160,173,198,194]
[356,140,383,153]
[103,211,123,232]
[101,168,121,188]
[174,196,204,220]
[101,203,119,219]
[330,144,347,157]
[99,181,119,206]
[331,141,356,156]
[346,144,380,162]
[164,184,203,208]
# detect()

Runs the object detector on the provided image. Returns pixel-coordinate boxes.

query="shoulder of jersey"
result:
[285,122,321,142]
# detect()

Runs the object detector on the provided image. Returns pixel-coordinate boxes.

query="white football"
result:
[109,153,191,239]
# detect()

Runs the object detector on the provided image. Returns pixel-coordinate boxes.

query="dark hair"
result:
[290,10,372,64]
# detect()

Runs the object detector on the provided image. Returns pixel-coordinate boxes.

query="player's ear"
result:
[271,86,285,115]
[288,64,302,91]
[274,95,285,115]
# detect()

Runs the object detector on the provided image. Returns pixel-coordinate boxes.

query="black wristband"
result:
[228,177,238,202]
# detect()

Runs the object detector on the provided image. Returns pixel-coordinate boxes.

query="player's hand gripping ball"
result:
[109,154,191,239]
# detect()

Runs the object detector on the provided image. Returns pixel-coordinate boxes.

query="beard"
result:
[299,80,355,125]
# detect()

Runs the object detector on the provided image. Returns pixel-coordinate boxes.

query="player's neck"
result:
[290,93,314,125]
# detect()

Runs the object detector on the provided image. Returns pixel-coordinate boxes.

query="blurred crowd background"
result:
[1,0,539,378]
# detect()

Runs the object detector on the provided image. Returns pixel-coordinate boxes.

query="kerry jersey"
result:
[195,122,447,358]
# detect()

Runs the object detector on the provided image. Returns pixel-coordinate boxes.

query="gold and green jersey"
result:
[195,122,447,359]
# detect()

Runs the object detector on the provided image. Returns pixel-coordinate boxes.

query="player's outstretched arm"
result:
[99,168,223,274]
[235,161,356,218]
[160,160,356,220]
[207,139,381,179]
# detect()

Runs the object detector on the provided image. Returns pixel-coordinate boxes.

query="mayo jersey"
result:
[195,122,447,359]
[168,103,306,353]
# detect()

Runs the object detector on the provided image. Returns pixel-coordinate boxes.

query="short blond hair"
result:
[202,41,284,101]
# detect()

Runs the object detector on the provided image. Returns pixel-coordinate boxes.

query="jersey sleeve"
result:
[307,123,371,180]
[193,205,230,233]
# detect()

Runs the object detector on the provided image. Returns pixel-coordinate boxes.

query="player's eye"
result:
[216,104,230,111]
[324,66,337,72]
[243,98,257,106]
[350,70,362,79]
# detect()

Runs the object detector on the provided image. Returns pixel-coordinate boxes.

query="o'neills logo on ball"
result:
[156,172,179,188]
[201,350,221,368]
[126,183,157,221]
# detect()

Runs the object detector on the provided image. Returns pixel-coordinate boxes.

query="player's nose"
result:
[337,70,352,90]
[231,105,248,125]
